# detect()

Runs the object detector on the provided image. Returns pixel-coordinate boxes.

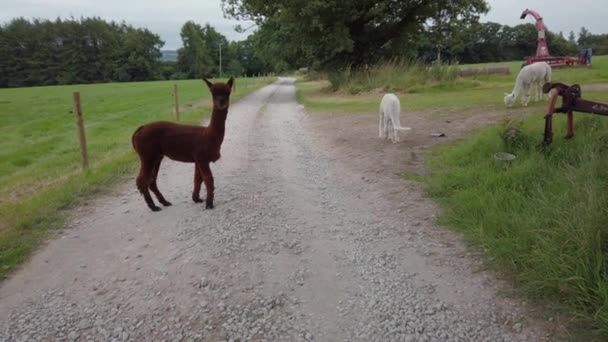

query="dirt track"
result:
[0,78,555,341]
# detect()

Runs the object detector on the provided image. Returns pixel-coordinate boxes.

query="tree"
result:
[177,21,213,78]
[231,35,270,76]
[424,1,489,63]
[546,30,577,57]
[113,25,164,81]
[579,27,590,46]
[453,22,504,64]
[568,31,577,45]
[201,24,228,76]
[222,0,489,70]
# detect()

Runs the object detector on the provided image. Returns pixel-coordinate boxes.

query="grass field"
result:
[297,56,608,113]
[0,77,271,278]
[296,57,608,338]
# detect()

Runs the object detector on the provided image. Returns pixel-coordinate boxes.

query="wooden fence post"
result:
[72,92,89,170]
[173,83,180,121]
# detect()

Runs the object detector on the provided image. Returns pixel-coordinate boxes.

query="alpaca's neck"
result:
[208,107,228,138]
[512,81,522,96]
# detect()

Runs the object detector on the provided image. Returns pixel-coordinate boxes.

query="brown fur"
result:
[132,77,234,211]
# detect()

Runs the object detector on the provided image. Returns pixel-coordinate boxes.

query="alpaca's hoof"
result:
[150,205,162,212]
[161,200,172,207]
[206,202,214,209]
[192,197,204,203]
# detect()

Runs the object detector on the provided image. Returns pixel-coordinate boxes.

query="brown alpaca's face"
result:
[203,77,233,111]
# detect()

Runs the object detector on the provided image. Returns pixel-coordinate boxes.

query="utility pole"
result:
[218,42,222,78]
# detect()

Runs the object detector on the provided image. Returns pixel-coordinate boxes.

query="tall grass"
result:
[425,112,608,338]
[326,60,460,94]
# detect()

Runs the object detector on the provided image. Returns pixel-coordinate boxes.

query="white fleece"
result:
[504,62,552,107]
[379,93,411,143]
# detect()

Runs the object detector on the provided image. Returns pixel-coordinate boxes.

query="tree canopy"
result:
[222,0,490,70]
[175,21,267,79]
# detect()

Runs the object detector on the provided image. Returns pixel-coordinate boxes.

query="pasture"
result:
[296,57,608,338]
[297,56,608,113]
[0,77,270,277]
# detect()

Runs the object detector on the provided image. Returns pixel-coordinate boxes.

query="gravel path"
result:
[0,78,552,341]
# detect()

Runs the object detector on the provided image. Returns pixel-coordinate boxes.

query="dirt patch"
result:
[178,99,209,113]
[302,104,569,338]
[582,83,608,92]
[304,107,535,177]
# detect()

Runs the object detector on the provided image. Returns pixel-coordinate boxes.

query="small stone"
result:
[513,323,523,333]
[68,331,79,341]
[200,277,209,287]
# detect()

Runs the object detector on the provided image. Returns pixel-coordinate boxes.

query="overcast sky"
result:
[1,0,606,50]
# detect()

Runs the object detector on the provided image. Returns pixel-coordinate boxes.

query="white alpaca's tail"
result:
[390,112,411,131]
[394,126,412,131]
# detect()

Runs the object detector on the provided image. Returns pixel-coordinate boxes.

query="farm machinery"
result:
[520,9,591,68]
[541,82,608,145]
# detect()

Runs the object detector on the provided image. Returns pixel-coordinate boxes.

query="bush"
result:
[323,59,461,94]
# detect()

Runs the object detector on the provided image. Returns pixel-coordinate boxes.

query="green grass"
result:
[424,94,608,337]
[0,77,272,278]
[296,56,608,113]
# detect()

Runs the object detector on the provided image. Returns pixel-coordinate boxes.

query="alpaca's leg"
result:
[197,162,215,209]
[192,166,204,203]
[388,118,397,143]
[383,116,390,139]
[391,114,400,143]
[535,82,541,102]
[379,109,384,138]
[522,84,531,106]
[136,158,161,212]
[149,156,171,206]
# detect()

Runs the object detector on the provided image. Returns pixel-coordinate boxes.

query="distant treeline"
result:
[423,22,608,65]
[2,13,607,88]
[0,17,164,88]
[0,17,271,88]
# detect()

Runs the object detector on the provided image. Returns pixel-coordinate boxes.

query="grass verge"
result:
[0,77,273,279]
[423,91,608,338]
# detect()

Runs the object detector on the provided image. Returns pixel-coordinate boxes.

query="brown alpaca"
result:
[131,77,234,211]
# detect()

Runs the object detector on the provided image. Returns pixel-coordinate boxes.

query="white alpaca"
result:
[379,94,411,143]
[504,62,552,107]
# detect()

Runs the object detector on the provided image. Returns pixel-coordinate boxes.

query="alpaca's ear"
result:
[504,92,510,96]
[203,78,213,89]
[227,77,234,90]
